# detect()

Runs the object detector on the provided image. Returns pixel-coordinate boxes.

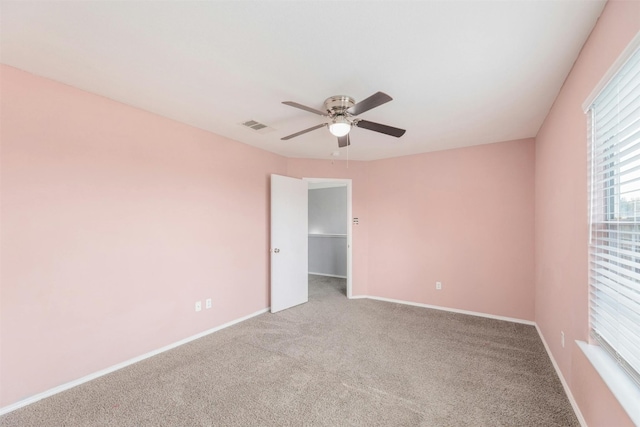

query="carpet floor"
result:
[1,275,579,426]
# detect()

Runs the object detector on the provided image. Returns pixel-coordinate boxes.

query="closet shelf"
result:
[308,233,347,238]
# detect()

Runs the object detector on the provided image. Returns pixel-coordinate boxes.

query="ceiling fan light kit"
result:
[329,117,351,137]
[281,91,406,147]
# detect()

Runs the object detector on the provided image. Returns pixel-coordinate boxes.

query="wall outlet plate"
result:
[206,298,212,309]
[195,301,202,312]
[436,281,442,290]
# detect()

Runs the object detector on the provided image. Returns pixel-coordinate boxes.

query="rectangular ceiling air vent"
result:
[241,119,274,134]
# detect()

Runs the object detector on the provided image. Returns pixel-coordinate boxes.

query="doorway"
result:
[304,178,352,298]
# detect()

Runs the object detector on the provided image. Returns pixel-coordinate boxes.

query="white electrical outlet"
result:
[206,298,212,309]
[195,301,202,312]
[561,331,565,348]
[436,281,442,290]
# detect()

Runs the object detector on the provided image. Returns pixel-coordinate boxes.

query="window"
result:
[588,45,640,388]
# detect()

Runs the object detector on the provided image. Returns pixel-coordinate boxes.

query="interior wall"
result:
[308,187,347,277]
[534,1,639,426]
[288,139,535,322]
[366,139,536,321]
[0,65,287,407]
[308,187,347,235]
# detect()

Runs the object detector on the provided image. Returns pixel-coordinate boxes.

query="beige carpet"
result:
[1,275,579,426]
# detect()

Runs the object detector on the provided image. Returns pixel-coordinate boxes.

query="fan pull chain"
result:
[347,141,349,168]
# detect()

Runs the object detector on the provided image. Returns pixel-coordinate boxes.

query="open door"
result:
[270,174,308,313]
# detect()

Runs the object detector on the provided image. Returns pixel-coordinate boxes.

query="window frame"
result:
[588,44,640,387]
[581,31,640,426]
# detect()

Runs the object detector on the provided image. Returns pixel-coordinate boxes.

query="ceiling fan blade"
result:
[281,123,326,140]
[338,133,350,148]
[282,101,327,116]
[355,120,406,138]
[347,91,393,116]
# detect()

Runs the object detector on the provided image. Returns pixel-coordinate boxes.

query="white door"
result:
[270,174,308,313]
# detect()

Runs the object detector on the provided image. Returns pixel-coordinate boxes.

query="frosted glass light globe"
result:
[329,120,351,137]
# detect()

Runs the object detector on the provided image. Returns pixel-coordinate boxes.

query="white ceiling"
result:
[0,1,606,161]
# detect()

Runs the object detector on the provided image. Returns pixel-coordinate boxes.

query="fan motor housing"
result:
[324,96,355,117]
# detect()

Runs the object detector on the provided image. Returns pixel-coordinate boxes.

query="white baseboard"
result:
[2,301,585,426]
[362,295,535,325]
[535,325,587,427]
[309,272,347,279]
[0,307,270,416]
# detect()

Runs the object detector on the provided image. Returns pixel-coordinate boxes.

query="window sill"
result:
[577,340,640,425]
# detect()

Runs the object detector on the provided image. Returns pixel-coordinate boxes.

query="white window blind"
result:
[588,45,640,388]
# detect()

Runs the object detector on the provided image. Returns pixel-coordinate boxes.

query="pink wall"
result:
[367,140,536,320]
[0,65,287,406]
[288,139,536,322]
[534,1,640,426]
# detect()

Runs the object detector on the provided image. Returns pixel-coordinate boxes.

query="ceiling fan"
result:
[281,91,406,147]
